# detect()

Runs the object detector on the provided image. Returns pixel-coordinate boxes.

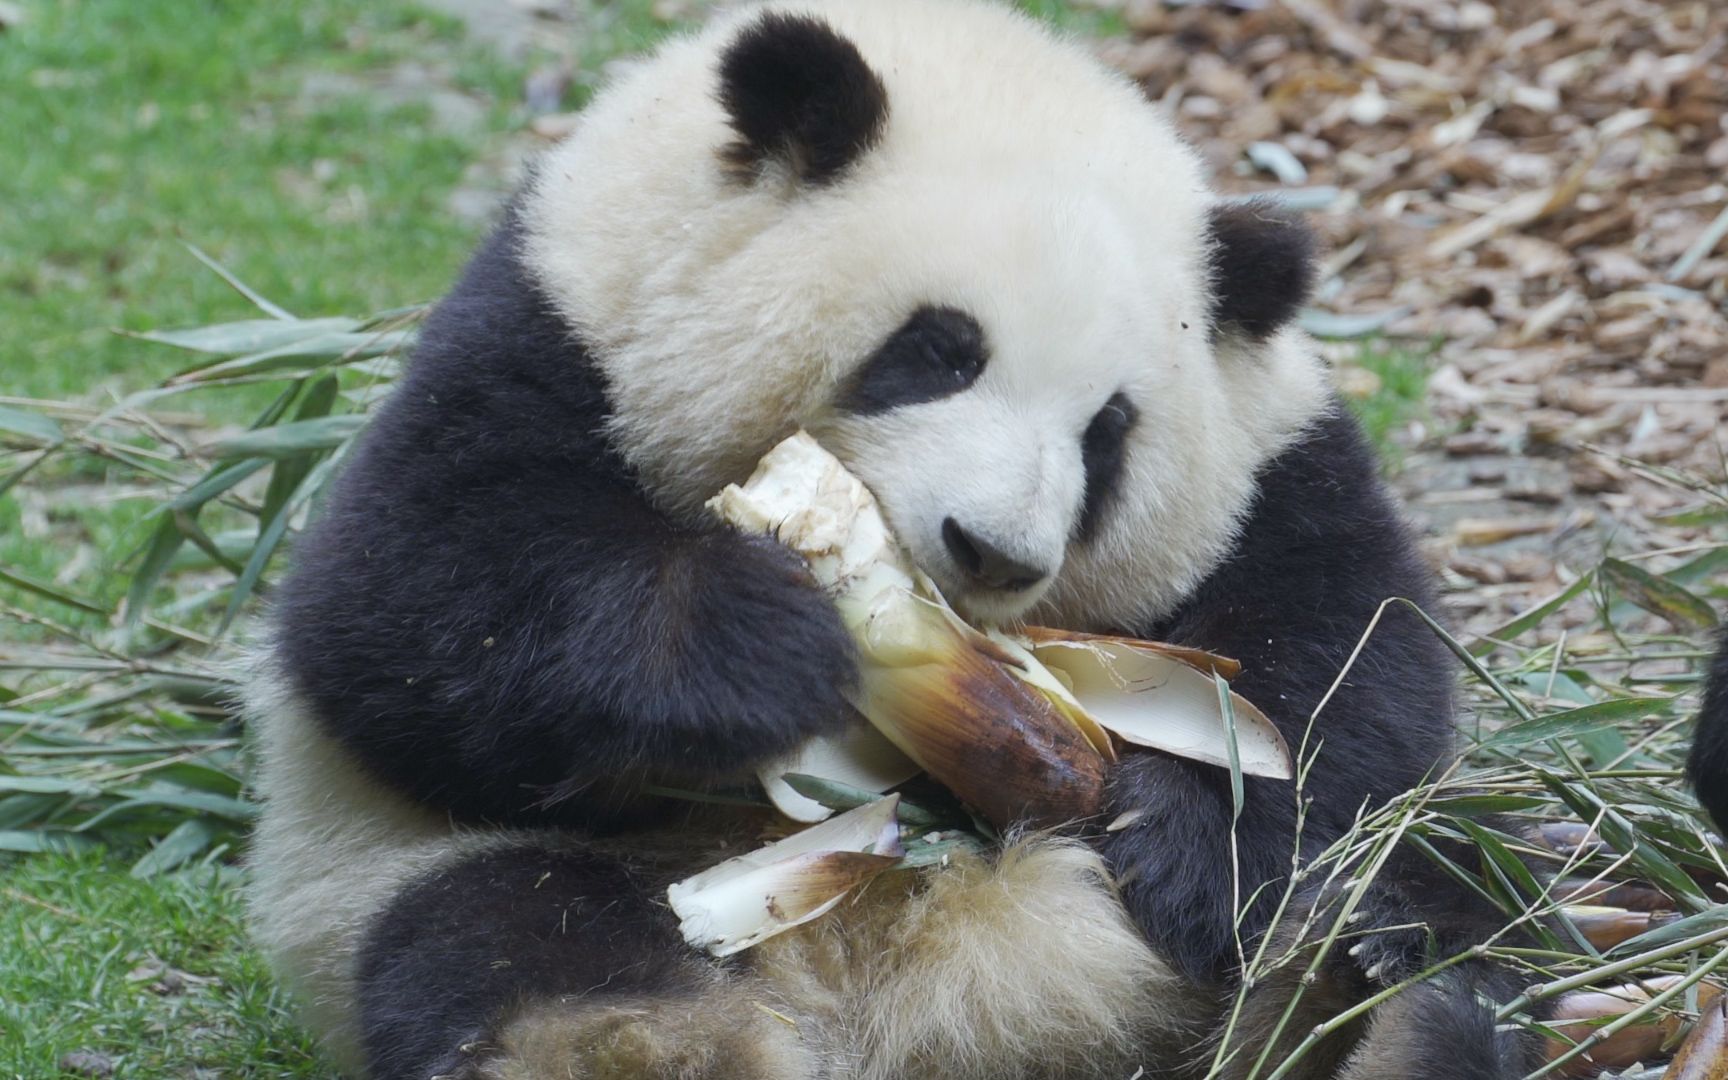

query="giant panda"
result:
[244,1,1545,1077]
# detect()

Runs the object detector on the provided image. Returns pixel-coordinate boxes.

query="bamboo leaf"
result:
[131,818,220,878]
[0,566,107,614]
[75,790,256,831]
[0,404,65,448]
[130,316,355,355]
[1469,573,1595,655]
[123,517,187,627]
[0,776,102,797]
[167,329,413,384]
[1536,770,1707,908]
[217,451,343,634]
[202,415,365,460]
[1427,794,1552,815]
[0,830,98,853]
[1601,558,1719,630]
[1472,698,1673,753]
[166,458,269,513]
[181,240,295,320]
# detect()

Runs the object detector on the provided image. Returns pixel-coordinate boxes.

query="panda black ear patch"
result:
[717,13,889,186]
[1206,200,1317,341]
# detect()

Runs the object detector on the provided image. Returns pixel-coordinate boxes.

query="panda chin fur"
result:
[245,1,1551,1078]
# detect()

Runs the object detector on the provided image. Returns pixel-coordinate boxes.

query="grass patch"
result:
[1345,343,1433,452]
[0,850,329,1079]
[1,0,531,402]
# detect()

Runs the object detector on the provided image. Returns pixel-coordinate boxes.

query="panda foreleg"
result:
[271,213,861,828]
[354,839,826,1080]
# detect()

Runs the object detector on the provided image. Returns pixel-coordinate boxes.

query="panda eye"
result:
[836,306,988,414]
[1076,392,1137,542]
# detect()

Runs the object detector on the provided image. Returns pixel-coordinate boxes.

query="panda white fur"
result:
[246,2,1549,1077]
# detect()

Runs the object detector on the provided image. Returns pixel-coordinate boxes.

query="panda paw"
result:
[1333,886,1432,987]
[628,528,860,777]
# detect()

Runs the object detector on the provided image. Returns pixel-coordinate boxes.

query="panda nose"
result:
[941,517,1049,592]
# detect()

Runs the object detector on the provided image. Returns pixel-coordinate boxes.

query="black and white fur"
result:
[246,2,1544,1077]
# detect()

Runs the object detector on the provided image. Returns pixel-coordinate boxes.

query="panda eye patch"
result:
[1076,392,1137,542]
[836,306,988,415]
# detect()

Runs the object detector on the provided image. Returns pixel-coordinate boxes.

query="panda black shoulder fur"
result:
[245,1,1546,1077]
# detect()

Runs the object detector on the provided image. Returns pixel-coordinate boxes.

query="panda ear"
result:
[717,12,889,186]
[1206,200,1317,341]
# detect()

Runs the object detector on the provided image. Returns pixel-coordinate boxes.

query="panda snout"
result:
[940,517,1050,593]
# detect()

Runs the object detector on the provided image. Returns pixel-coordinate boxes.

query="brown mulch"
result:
[1097,0,1728,636]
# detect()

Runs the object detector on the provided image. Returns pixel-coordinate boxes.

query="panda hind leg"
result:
[1335,963,1541,1080]
[356,839,826,1080]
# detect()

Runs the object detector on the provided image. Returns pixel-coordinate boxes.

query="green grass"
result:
[0,850,330,1079]
[2,0,526,401]
[0,0,547,629]
[1344,342,1434,468]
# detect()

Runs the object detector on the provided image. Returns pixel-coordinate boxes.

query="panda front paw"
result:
[1333,885,1432,987]
[645,529,858,776]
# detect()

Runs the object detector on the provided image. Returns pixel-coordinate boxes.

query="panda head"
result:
[523,0,1330,629]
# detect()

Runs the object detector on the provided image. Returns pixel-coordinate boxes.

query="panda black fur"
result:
[1688,628,1728,832]
[245,2,1547,1077]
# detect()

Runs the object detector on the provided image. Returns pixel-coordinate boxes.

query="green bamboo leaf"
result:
[173,509,244,576]
[1472,697,1673,753]
[218,452,343,634]
[0,794,62,830]
[152,760,243,798]
[1453,819,1571,952]
[0,404,65,448]
[167,529,256,572]
[167,329,413,384]
[1468,573,1595,655]
[167,457,269,513]
[202,415,366,459]
[1427,794,1552,815]
[0,566,107,614]
[0,830,97,853]
[131,818,220,878]
[1653,506,1728,528]
[262,375,340,522]
[75,790,256,831]
[1536,770,1707,908]
[1217,671,1245,822]
[181,240,296,319]
[0,776,102,797]
[123,517,187,627]
[130,316,355,355]
[898,831,990,868]
[1666,545,1728,587]
[1601,558,1719,630]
